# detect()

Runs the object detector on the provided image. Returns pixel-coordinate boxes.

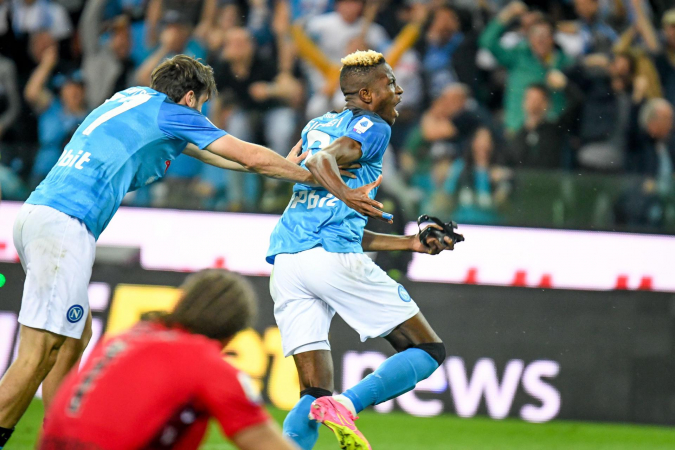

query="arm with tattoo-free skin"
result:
[184,140,359,185]
[305,136,392,222]
[361,228,456,254]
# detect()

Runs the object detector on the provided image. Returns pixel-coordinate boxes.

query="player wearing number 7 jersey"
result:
[0,54,325,449]
[267,50,460,450]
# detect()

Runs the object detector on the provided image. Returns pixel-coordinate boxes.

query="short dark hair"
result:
[527,83,550,100]
[161,269,257,340]
[150,54,217,103]
[529,15,555,34]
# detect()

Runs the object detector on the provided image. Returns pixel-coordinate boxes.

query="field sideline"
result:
[11,400,675,449]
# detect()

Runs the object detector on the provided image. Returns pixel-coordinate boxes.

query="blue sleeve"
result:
[158,102,227,149]
[345,115,391,162]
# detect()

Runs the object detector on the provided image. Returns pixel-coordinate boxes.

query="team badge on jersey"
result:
[67,305,85,323]
[398,285,412,302]
[353,117,374,134]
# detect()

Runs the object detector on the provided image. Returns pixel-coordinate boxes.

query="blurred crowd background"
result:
[1,0,675,233]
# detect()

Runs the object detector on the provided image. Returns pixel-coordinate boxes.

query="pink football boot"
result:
[308,397,372,450]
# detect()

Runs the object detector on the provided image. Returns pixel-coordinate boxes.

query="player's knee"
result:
[79,325,93,352]
[415,342,446,367]
[14,334,65,372]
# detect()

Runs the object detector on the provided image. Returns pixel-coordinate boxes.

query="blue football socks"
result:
[343,348,439,414]
[283,395,319,450]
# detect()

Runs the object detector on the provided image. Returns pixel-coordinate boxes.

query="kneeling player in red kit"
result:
[39,269,298,450]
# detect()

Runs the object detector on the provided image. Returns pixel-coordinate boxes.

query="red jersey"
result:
[40,322,269,450]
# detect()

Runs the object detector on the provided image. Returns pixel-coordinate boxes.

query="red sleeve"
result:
[196,346,270,438]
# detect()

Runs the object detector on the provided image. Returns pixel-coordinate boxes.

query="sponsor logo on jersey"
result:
[398,285,412,302]
[67,305,85,323]
[353,117,374,134]
[56,149,91,170]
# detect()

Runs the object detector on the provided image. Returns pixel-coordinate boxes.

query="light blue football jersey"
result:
[26,87,227,239]
[266,108,391,264]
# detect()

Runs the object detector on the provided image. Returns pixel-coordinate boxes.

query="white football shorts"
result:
[13,203,96,339]
[270,246,420,357]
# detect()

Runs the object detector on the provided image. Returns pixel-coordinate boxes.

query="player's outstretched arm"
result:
[231,421,300,450]
[205,135,315,184]
[184,143,249,172]
[362,226,456,254]
[305,136,393,223]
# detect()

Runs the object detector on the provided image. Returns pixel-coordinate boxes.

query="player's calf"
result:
[337,342,445,415]
[42,313,93,411]
[0,326,66,447]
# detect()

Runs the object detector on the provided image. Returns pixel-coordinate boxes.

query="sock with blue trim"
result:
[282,394,321,450]
[342,348,439,414]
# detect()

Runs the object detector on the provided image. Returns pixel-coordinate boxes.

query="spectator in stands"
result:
[135,10,206,87]
[208,27,302,211]
[507,70,583,169]
[0,54,24,199]
[655,9,675,107]
[0,54,19,141]
[201,0,243,54]
[633,7,675,108]
[566,0,618,55]
[145,0,216,49]
[80,0,134,108]
[418,4,478,101]
[301,0,390,116]
[568,51,648,171]
[401,84,495,216]
[479,1,573,133]
[615,98,673,227]
[627,98,674,178]
[12,0,73,41]
[611,0,663,100]
[24,43,88,185]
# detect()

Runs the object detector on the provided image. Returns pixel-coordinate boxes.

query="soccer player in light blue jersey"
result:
[267,50,459,450]
[0,54,348,447]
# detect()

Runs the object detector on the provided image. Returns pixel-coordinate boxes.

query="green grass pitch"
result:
[10,400,675,449]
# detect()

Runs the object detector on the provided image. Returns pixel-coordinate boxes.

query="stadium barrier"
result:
[1,262,673,425]
[2,201,675,292]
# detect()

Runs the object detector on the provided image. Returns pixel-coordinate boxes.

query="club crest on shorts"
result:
[67,305,85,323]
[398,285,412,302]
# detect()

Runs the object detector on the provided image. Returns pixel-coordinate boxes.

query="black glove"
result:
[417,215,465,248]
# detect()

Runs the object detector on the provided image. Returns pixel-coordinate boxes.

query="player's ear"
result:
[184,90,196,108]
[359,87,373,104]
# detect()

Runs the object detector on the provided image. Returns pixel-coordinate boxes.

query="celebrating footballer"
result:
[267,50,461,450]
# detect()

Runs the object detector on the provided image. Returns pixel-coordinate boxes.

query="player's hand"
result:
[338,162,361,179]
[286,140,307,165]
[287,141,359,179]
[411,224,459,255]
[342,175,393,223]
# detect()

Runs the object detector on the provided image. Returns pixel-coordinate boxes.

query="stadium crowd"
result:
[0,0,674,229]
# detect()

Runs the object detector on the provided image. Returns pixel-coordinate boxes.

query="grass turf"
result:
[11,399,675,449]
